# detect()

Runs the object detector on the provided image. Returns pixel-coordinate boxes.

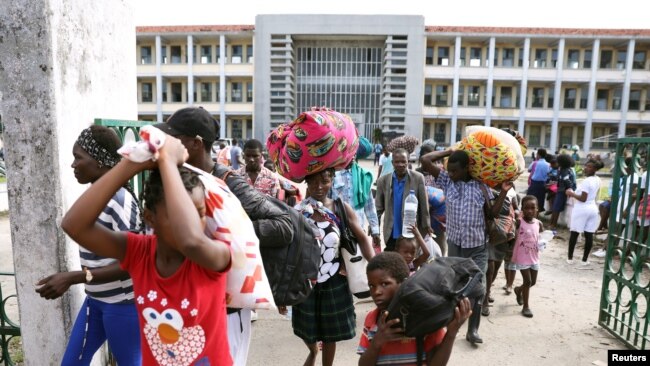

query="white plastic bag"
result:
[538,230,555,252]
[419,234,442,261]
[341,244,370,298]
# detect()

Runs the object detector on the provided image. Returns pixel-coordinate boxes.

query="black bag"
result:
[333,197,358,256]
[260,198,321,306]
[386,257,485,366]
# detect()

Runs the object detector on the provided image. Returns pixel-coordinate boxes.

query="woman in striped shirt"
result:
[36,125,141,365]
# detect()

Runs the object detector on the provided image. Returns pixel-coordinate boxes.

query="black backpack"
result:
[260,198,321,306]
[386,257,485,366]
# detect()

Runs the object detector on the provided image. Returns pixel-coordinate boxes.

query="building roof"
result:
[136,24,650,37]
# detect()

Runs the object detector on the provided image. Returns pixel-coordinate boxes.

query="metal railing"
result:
[599,138,650,350]
[0,272,20,366]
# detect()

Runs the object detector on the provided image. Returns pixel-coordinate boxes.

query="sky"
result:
[134,0,649,29]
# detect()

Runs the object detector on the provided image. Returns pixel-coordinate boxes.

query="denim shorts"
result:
[507,262,540,271]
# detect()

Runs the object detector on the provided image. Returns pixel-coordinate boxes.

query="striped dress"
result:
[79,187,140,303]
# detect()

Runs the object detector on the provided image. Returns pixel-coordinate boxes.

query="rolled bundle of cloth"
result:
[387,135,419,154]
[356,136,373,159]
[456,126,527,188]
[266,107,359,182]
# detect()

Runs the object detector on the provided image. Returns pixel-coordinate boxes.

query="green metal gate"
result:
[0,272,20,366]
[600,138,650,349]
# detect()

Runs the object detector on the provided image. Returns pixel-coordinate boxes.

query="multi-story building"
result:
[136,15,650,153]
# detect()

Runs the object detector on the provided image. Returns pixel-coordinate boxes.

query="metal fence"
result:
[600,138,650,349]
[0,272,19,366]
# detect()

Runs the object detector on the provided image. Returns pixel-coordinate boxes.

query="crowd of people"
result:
[36,106,622,365]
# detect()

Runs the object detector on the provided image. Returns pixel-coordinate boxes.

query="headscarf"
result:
[75,127,120,168]
[356,136,373,159]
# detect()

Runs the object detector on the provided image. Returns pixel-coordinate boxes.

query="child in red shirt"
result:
[62,136,232,365]
[358,252,471,366]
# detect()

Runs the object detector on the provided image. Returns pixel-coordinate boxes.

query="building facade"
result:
[136,16,650,153]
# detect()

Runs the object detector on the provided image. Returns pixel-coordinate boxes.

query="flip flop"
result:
[514,287,523,305]
[505,286,512,295]
[522,308,533,318]
[481,306,490,316]
[488,294,495,303]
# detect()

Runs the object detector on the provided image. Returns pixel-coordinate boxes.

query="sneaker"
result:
[566,259,574,265]
[580,260,590,266]
[593,249,606,258]
[250,310,258,322]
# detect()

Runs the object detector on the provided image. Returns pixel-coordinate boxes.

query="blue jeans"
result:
[61,297,141,366]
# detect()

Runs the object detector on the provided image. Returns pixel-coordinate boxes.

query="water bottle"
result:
[402,190,418,238]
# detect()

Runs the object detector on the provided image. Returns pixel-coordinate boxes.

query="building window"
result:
[633,51,646,69]
[231,45,242,64]
[502,48,514,67]
[563,88,576,109]
[580,86,588,109]
[435,85,448,106]
[434,123,446,143]
[426,47,434,65]
[246,45,253,63]
[246,120,253,139]
[231,82,242,102]
[528,125,541,146]
[596,89,609,110]
[200,46,212,64]
[160,46,167,64]
[534,49,547,68]
[424,84,432,105]
[518,48,524,67]
[140,46,152,64]
[612,88,622,110]
[460,47,466,66]
[458,85,464,106]
[551,49,558,68]
[500,87,512,108]
[583,50,592,68]
[616,50,627,69]
[141,83,152,102]
[171,82,182,102]
[592,127,606,149]
[200,83,212,102]
[246,82,253,102]
[600,50,612,69]
[468,86,480,106]
[629,90,640,110]
[532,88,544,108]
[162,82,167,102]
[231,119,243,139]
[560,126,573,146]
[567,49,580,69]
[469,47,482,67]
[170,46,182,64]
[548,87,554,108]
[437,47,449,66]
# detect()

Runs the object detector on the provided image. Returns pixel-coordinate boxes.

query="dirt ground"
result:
[0,163,629,365]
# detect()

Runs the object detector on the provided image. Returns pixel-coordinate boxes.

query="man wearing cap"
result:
[155,107,293,366]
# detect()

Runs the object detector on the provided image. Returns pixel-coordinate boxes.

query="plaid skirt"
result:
[292,272,356,343]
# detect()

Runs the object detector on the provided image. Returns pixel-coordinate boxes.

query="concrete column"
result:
[585,39,600,147]
[0,1,136,364]
[619,39,636,138]
[485,37,495,126]
[156,35,163,121]
[550,38,565,153]
[450,36,462,144]
[187,35,194,105]
[518,38,530,135]
[219,35,227,139]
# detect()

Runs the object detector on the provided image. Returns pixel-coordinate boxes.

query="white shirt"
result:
[574,175,601,209]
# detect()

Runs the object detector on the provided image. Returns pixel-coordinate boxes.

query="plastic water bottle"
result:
[402,190,418,238]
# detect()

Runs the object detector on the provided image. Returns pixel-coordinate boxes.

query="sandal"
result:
[522,308,533,318]
[488,294,495,303]
[505,286,513,295]
[481,306,490,316]
[514,287,523,306]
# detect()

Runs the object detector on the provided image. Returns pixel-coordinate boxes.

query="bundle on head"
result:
[266,107,359,182]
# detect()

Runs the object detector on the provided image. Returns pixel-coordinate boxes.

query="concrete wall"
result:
[0,0,136,364]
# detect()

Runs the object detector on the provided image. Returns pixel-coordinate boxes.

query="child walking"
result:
[509,195,543,318]
[358,252,471,366]
[395,224,430,273]
[61,136,233,365]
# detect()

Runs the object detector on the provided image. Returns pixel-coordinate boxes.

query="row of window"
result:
[139,44,253,65]
[140,81,253,103]
[425,46,648,70]
[424,84,650,111]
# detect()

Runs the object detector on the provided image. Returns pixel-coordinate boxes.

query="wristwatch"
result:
[83,267,93,283]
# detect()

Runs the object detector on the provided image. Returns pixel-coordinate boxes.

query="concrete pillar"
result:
[450,36,462,144]
[219,35,227,139]
[0,1,136,364]
[619,39,636,138]
[187,35,194,105]
[485,37,495,127]
[550,38,565,153]
[156,35,163,121]
[518,38,530,135]
[585,39,600,148]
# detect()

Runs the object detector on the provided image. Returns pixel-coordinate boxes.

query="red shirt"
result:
[357,308,446,365]
[122,232,232,366]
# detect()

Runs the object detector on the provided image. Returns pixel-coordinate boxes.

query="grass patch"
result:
[0,211,8,219]
[0,177,5,183]
[8,336,24,364]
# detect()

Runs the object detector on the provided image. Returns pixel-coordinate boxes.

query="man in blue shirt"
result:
[375,148,431,251]
[527,148,551,213]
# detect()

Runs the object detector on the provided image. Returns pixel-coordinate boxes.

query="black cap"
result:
[154,107,219,144]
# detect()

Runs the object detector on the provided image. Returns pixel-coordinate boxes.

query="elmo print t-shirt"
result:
[122,232,232,366]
